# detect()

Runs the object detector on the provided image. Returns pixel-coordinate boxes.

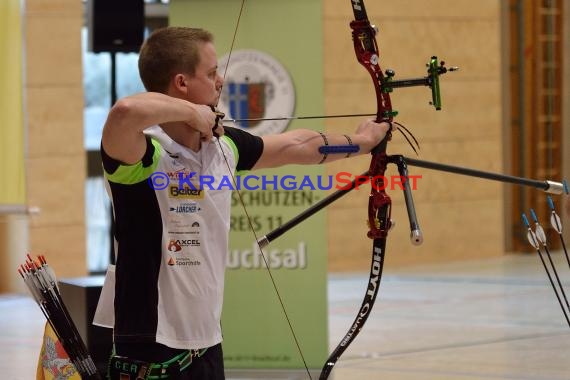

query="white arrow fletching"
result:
[550,212,562,233]
[527,230,540,250]
[534,224,547,245]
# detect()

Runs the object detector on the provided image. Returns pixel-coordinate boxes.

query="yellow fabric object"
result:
[36,322,80,380]
[0,0,26,205]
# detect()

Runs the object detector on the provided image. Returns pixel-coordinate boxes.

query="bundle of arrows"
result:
[18,254,102,379]
[522,179,570,329]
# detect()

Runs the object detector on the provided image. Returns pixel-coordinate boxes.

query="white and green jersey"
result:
[94,126,263,350]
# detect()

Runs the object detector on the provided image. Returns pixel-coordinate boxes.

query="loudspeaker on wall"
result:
[87,0,145,53]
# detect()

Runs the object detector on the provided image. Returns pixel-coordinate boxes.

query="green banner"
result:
[170,0,327,371]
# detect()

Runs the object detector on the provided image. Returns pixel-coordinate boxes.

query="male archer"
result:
[95,26,390,380]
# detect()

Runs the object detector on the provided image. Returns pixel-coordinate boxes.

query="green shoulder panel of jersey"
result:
[104,139,161,185]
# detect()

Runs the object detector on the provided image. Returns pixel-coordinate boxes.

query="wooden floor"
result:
[2,253,570,379]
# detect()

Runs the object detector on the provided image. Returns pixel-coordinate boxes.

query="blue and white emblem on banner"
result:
[219,50,295,136]
[227,82,266,128]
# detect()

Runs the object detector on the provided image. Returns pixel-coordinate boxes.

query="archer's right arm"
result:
[101,92,216,164]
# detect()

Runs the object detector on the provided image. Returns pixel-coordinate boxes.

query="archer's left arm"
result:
[252,120,391,169]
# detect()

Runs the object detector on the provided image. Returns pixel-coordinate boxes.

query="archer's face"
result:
[185,42,223,106]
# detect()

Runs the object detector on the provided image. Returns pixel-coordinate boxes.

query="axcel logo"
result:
[167,239,201,253]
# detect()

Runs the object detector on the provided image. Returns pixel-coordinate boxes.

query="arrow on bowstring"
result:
[522,213,570,328]
[223,112,376,122]
[223,114,421,156]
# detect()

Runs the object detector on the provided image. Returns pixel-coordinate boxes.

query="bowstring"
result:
[213,1,313,378]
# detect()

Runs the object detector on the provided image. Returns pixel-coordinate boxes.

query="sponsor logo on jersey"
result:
[167,256,201,267]
[169,202,201,214]
[167,239,200,253]
[168,185,204,199]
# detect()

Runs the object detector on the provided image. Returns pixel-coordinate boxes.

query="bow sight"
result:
[382,56,459,110]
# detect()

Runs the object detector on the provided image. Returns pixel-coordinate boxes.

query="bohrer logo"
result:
[168,185,204,199]
[168,240,182,252]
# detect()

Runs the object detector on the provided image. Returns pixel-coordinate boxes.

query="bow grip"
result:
[370,121,393,155]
